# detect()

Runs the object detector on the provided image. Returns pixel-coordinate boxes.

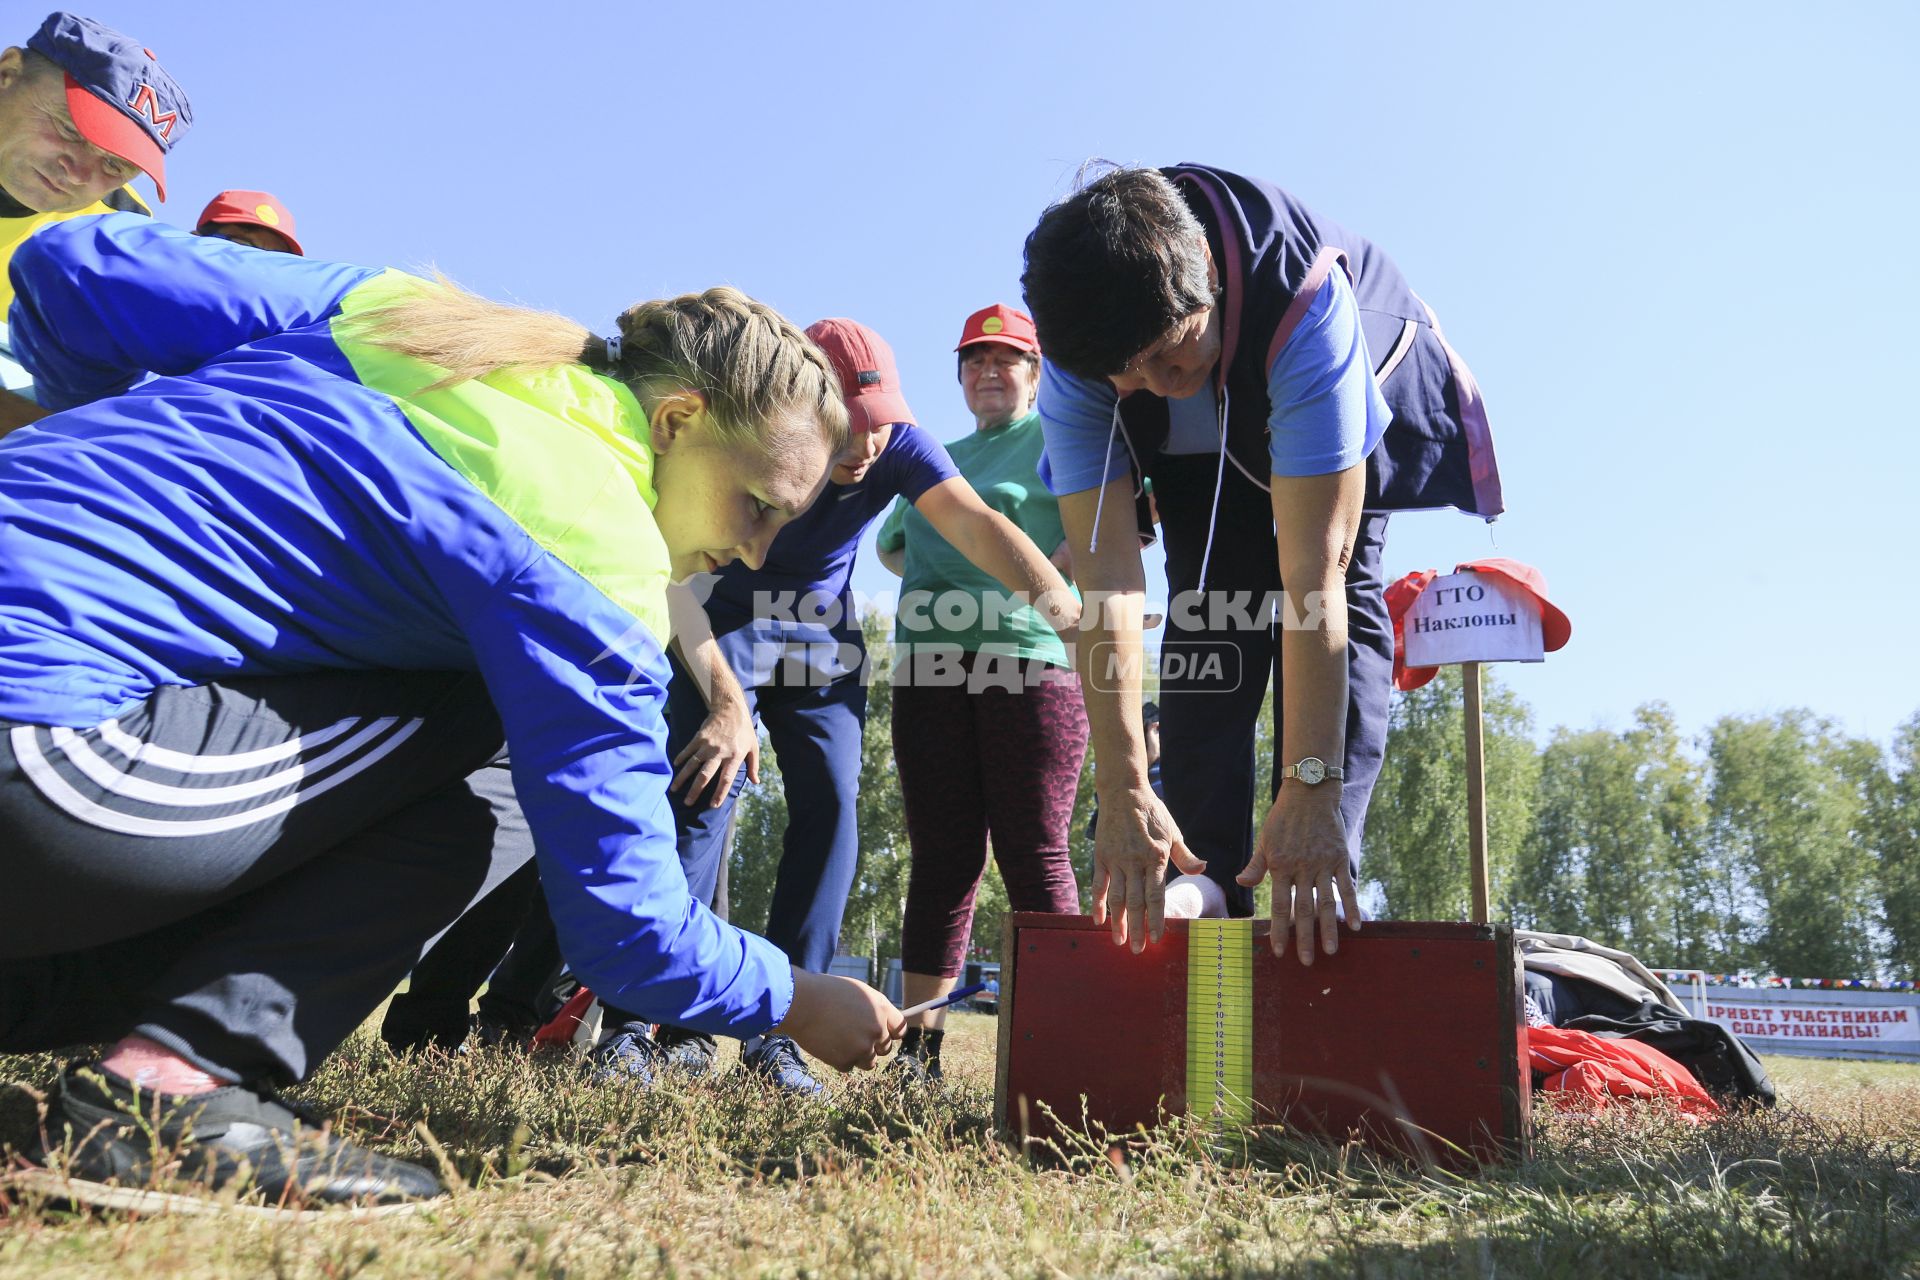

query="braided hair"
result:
[602,287,847,455]
[353,277,847,457]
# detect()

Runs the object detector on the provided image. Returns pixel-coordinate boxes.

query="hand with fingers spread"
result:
[1090,783,1207,952]
[1238,783,1362,964]
[670,697,759,809]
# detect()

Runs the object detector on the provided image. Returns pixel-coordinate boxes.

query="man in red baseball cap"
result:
[0,13,193,433]
[196,190,304,256]
[0,13,190,216]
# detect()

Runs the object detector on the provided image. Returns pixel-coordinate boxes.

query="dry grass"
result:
[3,1017,1918,1278]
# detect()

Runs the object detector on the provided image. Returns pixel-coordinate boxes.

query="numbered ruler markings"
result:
[1185,919,1253,1123]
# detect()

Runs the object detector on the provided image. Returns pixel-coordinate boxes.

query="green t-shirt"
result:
[876,410,1072,667]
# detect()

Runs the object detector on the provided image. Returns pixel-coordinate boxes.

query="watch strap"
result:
[1282,759,1346,781]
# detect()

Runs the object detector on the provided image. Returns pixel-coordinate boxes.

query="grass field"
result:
[3,1014,1918,1278]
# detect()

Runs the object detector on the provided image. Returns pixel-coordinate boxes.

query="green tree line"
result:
[725,612,1920,982]
[1333,670,1919,978]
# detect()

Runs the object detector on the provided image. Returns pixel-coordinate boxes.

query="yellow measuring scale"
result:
[1185,918,1254,1122]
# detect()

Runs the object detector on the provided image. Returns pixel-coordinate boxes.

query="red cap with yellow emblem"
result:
[195,189,303,255]
[955,303,1039,355]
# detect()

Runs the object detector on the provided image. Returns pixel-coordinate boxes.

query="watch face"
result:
[1297,757,1326,785]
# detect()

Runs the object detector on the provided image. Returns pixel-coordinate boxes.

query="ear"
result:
[0,47,24,93]
[647,389,709,455]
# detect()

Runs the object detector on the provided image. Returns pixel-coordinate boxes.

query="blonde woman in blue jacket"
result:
[0,215,902,1212]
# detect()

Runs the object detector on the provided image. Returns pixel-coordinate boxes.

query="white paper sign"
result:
[1403,570,1544,668]
[1705,999,1920,1044]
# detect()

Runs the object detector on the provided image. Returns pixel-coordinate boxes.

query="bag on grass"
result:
[1528,1025,1721,1122]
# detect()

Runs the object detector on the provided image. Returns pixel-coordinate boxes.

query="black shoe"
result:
[469,1010,534,1051]
[887,1050,934,1086]
[18,1062,445,1217]
[588,1023,663,1086]
[895,1026,944,1082]
[653,1025,718,1079]
[378,994,472,1055]
[741,1036,825,1096]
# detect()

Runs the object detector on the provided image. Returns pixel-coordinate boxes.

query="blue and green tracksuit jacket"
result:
[0,214,793,1034]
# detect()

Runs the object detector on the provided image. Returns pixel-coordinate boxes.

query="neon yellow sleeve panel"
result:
[331,271,673,643]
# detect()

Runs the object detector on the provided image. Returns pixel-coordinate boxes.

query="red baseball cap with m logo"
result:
[28,12,194,201]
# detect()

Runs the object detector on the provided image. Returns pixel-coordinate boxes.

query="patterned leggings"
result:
[894,652,1089,977]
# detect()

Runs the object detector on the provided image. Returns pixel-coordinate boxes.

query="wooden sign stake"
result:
[1462,661,1490,924]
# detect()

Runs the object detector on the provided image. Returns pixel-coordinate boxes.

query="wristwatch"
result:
[1282,756,1344,786]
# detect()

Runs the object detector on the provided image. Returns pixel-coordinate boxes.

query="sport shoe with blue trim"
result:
[740,1035,825,1097]
[589,1022,663,1086]
[653,1025,718,1079]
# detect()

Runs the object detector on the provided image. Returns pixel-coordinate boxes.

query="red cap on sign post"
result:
[1465,558,1570,651]
[955,303,1039,354]
[1386,557,1570,690]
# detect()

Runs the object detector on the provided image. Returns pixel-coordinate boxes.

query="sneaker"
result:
[588,1022,663,1086]
[887,1050,934,1086]
[653,1025,718,1079]
[893,1027,944,1083]
[15,1062,444,1217]
[740,1035,825,1097]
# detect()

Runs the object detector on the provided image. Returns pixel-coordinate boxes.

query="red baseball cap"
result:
[955,303,1039,355]
[805,318,915,435]
[1385,557,1570,691]
[195,190,304,255]
[1464,558,1571,653]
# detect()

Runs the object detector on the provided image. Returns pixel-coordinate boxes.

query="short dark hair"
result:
[1020,166,1213,380]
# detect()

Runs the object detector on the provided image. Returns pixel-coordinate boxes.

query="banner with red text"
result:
[1702,994,1920,1060]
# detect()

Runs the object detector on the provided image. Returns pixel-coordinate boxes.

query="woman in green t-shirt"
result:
[876,304,1089,1079]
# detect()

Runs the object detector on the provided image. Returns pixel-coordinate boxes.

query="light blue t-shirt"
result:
[1036,270,1390,495]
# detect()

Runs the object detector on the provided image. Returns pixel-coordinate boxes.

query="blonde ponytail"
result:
[354,276,847,457]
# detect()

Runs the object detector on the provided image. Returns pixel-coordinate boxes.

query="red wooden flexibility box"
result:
[994,914,1529,1163]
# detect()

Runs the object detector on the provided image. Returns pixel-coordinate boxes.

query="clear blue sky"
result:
[75,1,1918,746]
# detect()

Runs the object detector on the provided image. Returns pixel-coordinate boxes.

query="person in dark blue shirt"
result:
[601,318,1079,1094]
